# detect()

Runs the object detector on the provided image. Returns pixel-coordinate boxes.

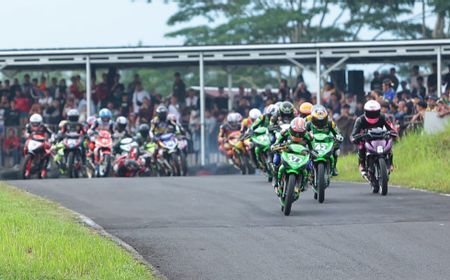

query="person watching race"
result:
[351,100,397,176]
[306,105,343,176]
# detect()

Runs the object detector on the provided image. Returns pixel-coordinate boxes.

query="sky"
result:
[0,0,184,49]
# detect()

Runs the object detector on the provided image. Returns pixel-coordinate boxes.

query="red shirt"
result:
[15,98,30,113]
[3,135,21,151]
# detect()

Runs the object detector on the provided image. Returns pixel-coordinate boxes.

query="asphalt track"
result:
[11,175,450,280]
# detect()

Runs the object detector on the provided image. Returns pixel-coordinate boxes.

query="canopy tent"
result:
[1,39,450,165]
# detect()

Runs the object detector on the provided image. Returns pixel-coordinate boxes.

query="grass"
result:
[337,125,450,193]
[0,183,155,280]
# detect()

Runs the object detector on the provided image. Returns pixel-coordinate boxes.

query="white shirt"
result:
[168,104,181,123]
[132,90,150,113]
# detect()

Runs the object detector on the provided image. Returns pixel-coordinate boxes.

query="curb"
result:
[77,214,167,280]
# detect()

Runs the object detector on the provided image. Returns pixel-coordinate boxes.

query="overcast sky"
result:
[0,0,184,49]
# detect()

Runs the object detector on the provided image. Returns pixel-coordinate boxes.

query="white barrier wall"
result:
[424,112,450,134]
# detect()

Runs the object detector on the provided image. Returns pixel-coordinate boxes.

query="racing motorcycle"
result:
[249,126,272,180]
[93,130,113,177]
[112,137,143,177]
[62,132,84,178]
[272,141,310,216]
[227,131,252,175]
[310,132,336,203]
[139,141,160,177]
[354,128,395,196]
[157,133,182,176]
[21,134,51,179]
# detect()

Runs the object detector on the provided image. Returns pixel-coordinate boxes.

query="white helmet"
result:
[30,114,43,127]
[265,104,279,116]
[364,100,381,124]
[227,112,242,126]
[249,108,262,121]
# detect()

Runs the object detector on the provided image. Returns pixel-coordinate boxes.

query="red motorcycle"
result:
[21,134,51,179]
[93,130,112,177]
[112,137,144,177]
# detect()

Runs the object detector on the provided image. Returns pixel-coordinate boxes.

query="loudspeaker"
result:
[330,70,346,92]
[347,70,365,101]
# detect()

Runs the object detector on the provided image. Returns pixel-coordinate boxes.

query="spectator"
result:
[389,68,399,92]
[293,82,311,102]
[39,76,47,92]
[410,65,420,91]
[15,91,30,127]
[382,79,395,103]
[249,88,263,110]
[62,98,76,119]
[38,90,53,109]
[30,78,41,102]
[5,101,20,127]
[411,76,426,100]
[111,74,125,109]
[443,65,450,92]
[132,81,150,114]
[2,128,21,167]
[321,82,336,104]
[69,76,82,100]
[427,63,438,95]
[236,95,250,116]
[185,88,199,110]
[127,73,141,99]
[9,79,21,101]
[335,104,355,153]
[426,95,438,111]
[396,81,410,99]
[278,79,290,101]
[168,96,181,123]
[370,71,383,91]
[344,93,357,115]
[325,93,341,119]
[22,74,32,99]
[410,101,428,128]
[95,73,109,108]
[43,100,61,125]
[137,97,153,124]
[214,86,228,111]
[120,93,130,117]
[48,77,58,98]
[172,72,186,105]
[29,103,42,116]
[76,75,86,96]
[55,78,67,101]
[436,98,450,118]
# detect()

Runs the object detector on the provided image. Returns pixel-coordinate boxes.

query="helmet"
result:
[265,104,279,116]
[299,102,313,117]
[364,100,381,124]
[279,101,294,119]
[227,112,242,127]
[58,120,68,130]
[67,109,80,122]
[138,123,150,138]
[167,113,177,123]
[116,116,128,132]
[30,114,43,127]
[311,105,329,128]
[249,108,262,121]
[289,117,306,142]
[156,105,168,121]
[275,101,282,109]
[99,108,112,123]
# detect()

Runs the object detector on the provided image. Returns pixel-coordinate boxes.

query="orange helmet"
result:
[289,117,306,142]
[299,102,313,117]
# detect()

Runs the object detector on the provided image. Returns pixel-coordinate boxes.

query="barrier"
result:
[424,112,450,134]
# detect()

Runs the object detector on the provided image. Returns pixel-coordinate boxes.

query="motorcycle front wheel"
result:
[21,154,33,179]
[317,163,326,203]
[378,158,388,196]
[283,174,297,216]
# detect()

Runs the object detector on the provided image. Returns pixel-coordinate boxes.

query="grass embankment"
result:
[337,125,450,193]
[0,183,155,280]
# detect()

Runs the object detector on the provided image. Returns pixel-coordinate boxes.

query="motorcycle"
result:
[157,133,182,176]
[354,128,395,195]
[113,137,143,177]
[177,135,189,176]
[62,132,84,178]
[140,141,160,177]
[310,132,336,203]
[21,134,51,179]
[272,142,310,216]
[227,131,252,175]
[93,130,113,177]
[249,127,272,180]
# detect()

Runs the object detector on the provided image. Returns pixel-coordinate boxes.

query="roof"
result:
[1,39,449,70]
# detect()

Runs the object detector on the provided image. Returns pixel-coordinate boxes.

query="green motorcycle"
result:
[310,132,336,203]
[250,127,272,180]
[273,142,310,216]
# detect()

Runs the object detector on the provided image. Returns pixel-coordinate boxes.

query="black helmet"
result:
[138,123,150,138]
[156,105,168,121]
[67,109,79,123]
[279,101,294,119]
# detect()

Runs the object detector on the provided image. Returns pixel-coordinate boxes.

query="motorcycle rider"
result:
[351,100,397,177]
[56,109,87,165]
[275,101,296,125]
[150,105,178,138]
[218,112,242,158]
[306,105,343,176]
[299,102,313,118]
[240,108,262,167]
[89,108,114,134]
[24,114,54,174]
[113,116,132,155]
[271,117,314,193]
[251,104,279,132]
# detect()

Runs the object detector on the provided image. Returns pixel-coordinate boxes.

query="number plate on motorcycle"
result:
[377,146,384,153]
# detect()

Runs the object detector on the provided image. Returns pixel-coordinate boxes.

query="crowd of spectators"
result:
[1,64,449,168]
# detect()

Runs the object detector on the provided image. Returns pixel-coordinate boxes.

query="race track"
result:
[11,175,450,280]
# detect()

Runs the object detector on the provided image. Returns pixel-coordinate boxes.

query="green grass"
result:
[337,125,450,193]
[0,183,155,280]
